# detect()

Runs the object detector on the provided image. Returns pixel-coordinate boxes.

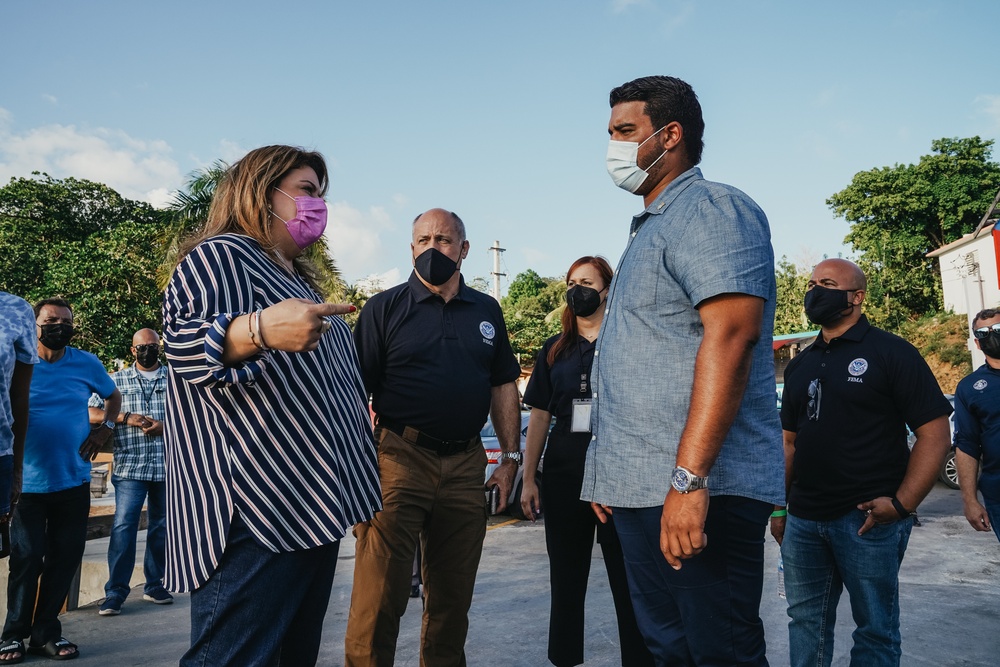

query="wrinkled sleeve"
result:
[490,303,522,386]
[13,298,38,365]
[162,239,268,388]
[353,297,384,398]
[953,386,982,458]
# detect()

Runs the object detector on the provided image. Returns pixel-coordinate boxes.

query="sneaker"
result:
[142,588,174,605]
[98,597,123,616]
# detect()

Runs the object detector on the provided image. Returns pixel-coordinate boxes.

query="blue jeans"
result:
[2,483,89,645]
[105,475,167,600]
[782,511,912,667]
[613,496,772,667]
[180,512,341,667]
[0,455,12,516]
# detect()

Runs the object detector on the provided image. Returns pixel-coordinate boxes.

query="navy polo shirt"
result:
[523,334,595,427]
[780,315,952,520]
[354,271,521,441]
[954,363,1000,502]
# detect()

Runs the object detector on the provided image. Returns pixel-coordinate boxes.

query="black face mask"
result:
[980,334,1000,360]
[566,285,603,317]
[135,346,160,369]
[38,323,74,351]
[414,248,459,286]
[803,285,854,326]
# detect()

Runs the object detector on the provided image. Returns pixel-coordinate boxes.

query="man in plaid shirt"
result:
[89,328,172,615]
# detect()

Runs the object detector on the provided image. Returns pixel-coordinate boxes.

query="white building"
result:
[926,222,1000,368]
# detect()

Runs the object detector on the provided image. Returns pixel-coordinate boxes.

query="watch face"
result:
[671,468,689,490]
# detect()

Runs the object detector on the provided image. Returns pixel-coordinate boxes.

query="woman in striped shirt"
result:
[162,145,381,667]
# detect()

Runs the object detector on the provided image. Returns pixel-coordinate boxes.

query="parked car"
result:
[906,394,959,489]
[481,410,545,520]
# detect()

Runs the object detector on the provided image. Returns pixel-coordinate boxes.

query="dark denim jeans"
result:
[782,511,912,667]
[2,483,89,645]
[180,512,340,667]
[981,494,1000,543]
[612,496,772,667]
[104,475,167,601]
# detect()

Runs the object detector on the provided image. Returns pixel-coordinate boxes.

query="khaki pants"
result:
[344,427,487,667]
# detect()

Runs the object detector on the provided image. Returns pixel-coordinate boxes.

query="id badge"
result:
[571,398,593,433]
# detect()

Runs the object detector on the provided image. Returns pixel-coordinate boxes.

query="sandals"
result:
[0,638,24,664]
[27,637,79,661]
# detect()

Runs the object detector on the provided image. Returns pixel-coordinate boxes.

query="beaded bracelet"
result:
[770,508,787,518]
[122,412,131,426]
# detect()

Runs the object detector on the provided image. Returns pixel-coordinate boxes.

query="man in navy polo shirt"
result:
[774,258,952,667]
[345,208,522,667]
[954,307,1000,542]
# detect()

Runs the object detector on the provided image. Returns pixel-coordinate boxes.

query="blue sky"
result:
[3,1,999,293]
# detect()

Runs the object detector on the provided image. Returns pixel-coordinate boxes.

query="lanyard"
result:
[137,375,158,413]
[576,338,593,395]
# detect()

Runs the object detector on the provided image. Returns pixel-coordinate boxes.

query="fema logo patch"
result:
[974,379,988,391]
[479,321,495,340]
[848,358,868,377]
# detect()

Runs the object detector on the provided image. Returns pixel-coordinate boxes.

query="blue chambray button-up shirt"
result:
[582,167,785,508]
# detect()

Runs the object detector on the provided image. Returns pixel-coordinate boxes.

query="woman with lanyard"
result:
[520,256,652,667]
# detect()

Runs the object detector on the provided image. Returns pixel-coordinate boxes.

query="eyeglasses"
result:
[807,378,822,421]
[133,344,160,352]
[973,324,1000,340]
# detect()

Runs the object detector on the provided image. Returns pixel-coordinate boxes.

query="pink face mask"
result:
[272,187,328,249]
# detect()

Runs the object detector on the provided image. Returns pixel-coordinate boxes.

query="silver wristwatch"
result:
[101,420,117,431]
[500,451,523,466]
[671,466,708,493]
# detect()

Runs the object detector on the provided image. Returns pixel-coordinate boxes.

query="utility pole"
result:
[489,240,506,301]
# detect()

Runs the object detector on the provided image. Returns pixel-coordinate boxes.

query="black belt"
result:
[377,418,478,456]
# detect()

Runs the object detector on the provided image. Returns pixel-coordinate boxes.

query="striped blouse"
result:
[162,233,381,593]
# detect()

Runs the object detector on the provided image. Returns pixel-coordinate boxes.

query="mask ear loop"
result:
[268,187,297,224]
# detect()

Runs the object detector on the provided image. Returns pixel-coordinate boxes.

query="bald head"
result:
[811,258,867,292]
[412,208,466,243]
[132,328,160,347]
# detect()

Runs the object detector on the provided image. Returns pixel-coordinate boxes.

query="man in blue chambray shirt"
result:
[584,75,785,666]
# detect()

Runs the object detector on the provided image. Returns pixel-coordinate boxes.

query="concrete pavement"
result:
[29,482,1000,665]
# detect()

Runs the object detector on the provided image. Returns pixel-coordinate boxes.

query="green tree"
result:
[501,270,564,362]
[828,137,1000,331]
[0,173,172,365]
[773,256,810,335]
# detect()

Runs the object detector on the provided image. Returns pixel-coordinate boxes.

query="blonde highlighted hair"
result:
[177,145,328,286]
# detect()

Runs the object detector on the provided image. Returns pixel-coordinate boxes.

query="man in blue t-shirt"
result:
[954,307,1000,542]
[0,299,120,663]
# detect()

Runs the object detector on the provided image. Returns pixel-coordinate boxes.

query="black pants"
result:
[541,430,653,667]
[3,483,90,645]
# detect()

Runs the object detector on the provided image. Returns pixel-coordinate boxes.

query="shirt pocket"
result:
[614,247,662,312]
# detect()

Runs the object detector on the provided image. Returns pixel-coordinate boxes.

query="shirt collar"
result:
[630,166,704,234]
[407,270,472,303]
[813,314,871,349]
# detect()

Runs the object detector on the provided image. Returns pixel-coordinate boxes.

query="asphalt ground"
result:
[37,482,1000,666]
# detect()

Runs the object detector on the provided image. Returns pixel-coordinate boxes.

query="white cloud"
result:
[975,94,1000,130]
[0,108,184,206]
[42,94,57,105]
[323,201,397,282]
[354,269,401,296]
